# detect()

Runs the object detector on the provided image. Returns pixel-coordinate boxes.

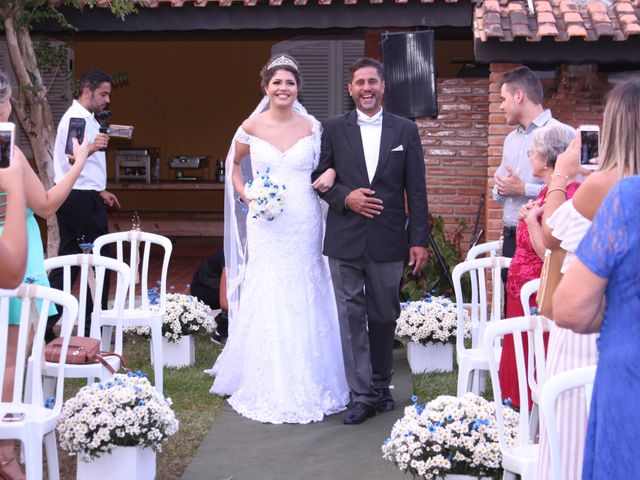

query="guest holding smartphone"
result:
[0,70,90,480]
[537,78,640,480]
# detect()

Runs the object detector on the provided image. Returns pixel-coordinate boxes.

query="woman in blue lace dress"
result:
[554,176,640,479]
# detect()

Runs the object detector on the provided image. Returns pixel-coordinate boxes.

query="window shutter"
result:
[0,39,73,158]
[272,37,363,121]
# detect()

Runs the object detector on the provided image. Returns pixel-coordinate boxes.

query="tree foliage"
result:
[0,0,137,255]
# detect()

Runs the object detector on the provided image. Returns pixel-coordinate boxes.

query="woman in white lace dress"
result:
[207,54,349,424]
[537,78,640,479]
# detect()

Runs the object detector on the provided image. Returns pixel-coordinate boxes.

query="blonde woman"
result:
[538,78,640,480]
[0,71,89,480]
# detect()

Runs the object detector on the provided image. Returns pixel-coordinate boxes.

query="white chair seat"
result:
[42,356,121,379]
[0,406,59,432]
[503,444,539,478]
[102,308,163,325]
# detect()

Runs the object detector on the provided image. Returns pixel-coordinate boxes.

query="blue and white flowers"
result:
[382,393,519,479]
[395,296,471,345]
[245,167,286,221]
[125,293,214,343]
[57,372,179,462]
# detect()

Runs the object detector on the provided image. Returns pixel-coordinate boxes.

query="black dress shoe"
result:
[376,388,395,413]
[343,402,376,425]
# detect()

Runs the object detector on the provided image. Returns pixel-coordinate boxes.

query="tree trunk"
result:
[3,10,61,257]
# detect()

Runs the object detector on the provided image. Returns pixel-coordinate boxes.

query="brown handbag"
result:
[536,249,566,318]
[44,336,128,374]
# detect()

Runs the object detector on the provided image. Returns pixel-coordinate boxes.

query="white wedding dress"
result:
[208,120,349,424]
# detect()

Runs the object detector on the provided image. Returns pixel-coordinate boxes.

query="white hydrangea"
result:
[382,393,520,479]
[244,168,286,221]
[395,296,471,345]
[57,372,180,462]
[125,293,214,343]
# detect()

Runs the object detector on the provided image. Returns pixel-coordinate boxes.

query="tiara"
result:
[267,55,298,72]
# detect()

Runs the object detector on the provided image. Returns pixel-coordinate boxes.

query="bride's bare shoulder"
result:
[242,113,271,136]
[293,113,314,135]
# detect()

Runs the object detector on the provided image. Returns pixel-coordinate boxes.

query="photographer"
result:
[47,69,120,342]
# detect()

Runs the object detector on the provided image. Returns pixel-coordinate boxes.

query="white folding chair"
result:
[453,256,511,396]
[540,365,596,480]
[520,278,547,441]
[0,284,78,480]
[484,315,546,480]
[465,239,503,261]
[93,231,172,393]
[42,254,130,386]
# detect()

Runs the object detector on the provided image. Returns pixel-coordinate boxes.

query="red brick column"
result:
[416,77,490,253]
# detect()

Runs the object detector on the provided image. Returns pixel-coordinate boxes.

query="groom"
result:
[314,57,429,425]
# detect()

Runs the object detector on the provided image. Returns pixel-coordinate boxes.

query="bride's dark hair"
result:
[260,53,302,90]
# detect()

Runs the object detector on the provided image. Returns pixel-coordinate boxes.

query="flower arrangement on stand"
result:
[125,292,214,367]
[396,295,471,373]
[382,393,519,480]
[57,372,179,480]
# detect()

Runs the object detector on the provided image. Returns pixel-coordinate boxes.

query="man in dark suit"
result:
[313,57,429,425]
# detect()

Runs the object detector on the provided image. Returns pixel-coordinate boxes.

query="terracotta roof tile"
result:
[475,0,640,42]
[538,22,559,37]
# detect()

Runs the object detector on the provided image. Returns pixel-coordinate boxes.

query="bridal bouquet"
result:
[125,292,214,343]
[57,371,179,462]
[245,167,286,221]
[395,295,471,345]
[382,393,519,479]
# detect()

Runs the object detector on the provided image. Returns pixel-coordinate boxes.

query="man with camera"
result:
[46,69,120,341]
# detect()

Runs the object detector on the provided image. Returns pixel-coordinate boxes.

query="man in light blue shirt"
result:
[493,66,564,276]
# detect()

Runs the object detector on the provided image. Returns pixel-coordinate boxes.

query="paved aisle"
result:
[182,349,412,480]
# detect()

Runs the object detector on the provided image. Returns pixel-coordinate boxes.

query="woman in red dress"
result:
[498,123,580,409]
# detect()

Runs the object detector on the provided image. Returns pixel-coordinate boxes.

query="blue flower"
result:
[44,396,55,409]
[411,395,418,404]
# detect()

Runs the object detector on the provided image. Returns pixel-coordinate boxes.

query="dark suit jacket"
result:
[314,108,429,262]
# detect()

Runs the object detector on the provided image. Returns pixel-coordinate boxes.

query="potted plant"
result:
[382,393,519,480]
[401,215,468,302]
[396,295,470,373]
[57,371,179,480]
[126,292,214,367]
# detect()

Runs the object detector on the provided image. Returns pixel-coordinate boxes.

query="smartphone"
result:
[579,125,600,170]
[65,117,86,156]
[0,122,15,169]
[2,412,25,422]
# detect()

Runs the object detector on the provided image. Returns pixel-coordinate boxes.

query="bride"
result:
[207,54,349,424]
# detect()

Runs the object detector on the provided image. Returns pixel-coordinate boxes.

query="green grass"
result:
[56,333,225,480]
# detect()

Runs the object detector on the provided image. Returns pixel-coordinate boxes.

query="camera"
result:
[95,110,133,140]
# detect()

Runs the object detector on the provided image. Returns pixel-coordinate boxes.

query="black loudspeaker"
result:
[381,30,438,119]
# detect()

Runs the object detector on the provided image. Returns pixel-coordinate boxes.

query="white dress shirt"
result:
[54,100,106,191]
[357,109,383,183]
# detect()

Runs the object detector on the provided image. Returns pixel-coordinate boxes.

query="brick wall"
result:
[486,63,611,244]
[416,78,490,253]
